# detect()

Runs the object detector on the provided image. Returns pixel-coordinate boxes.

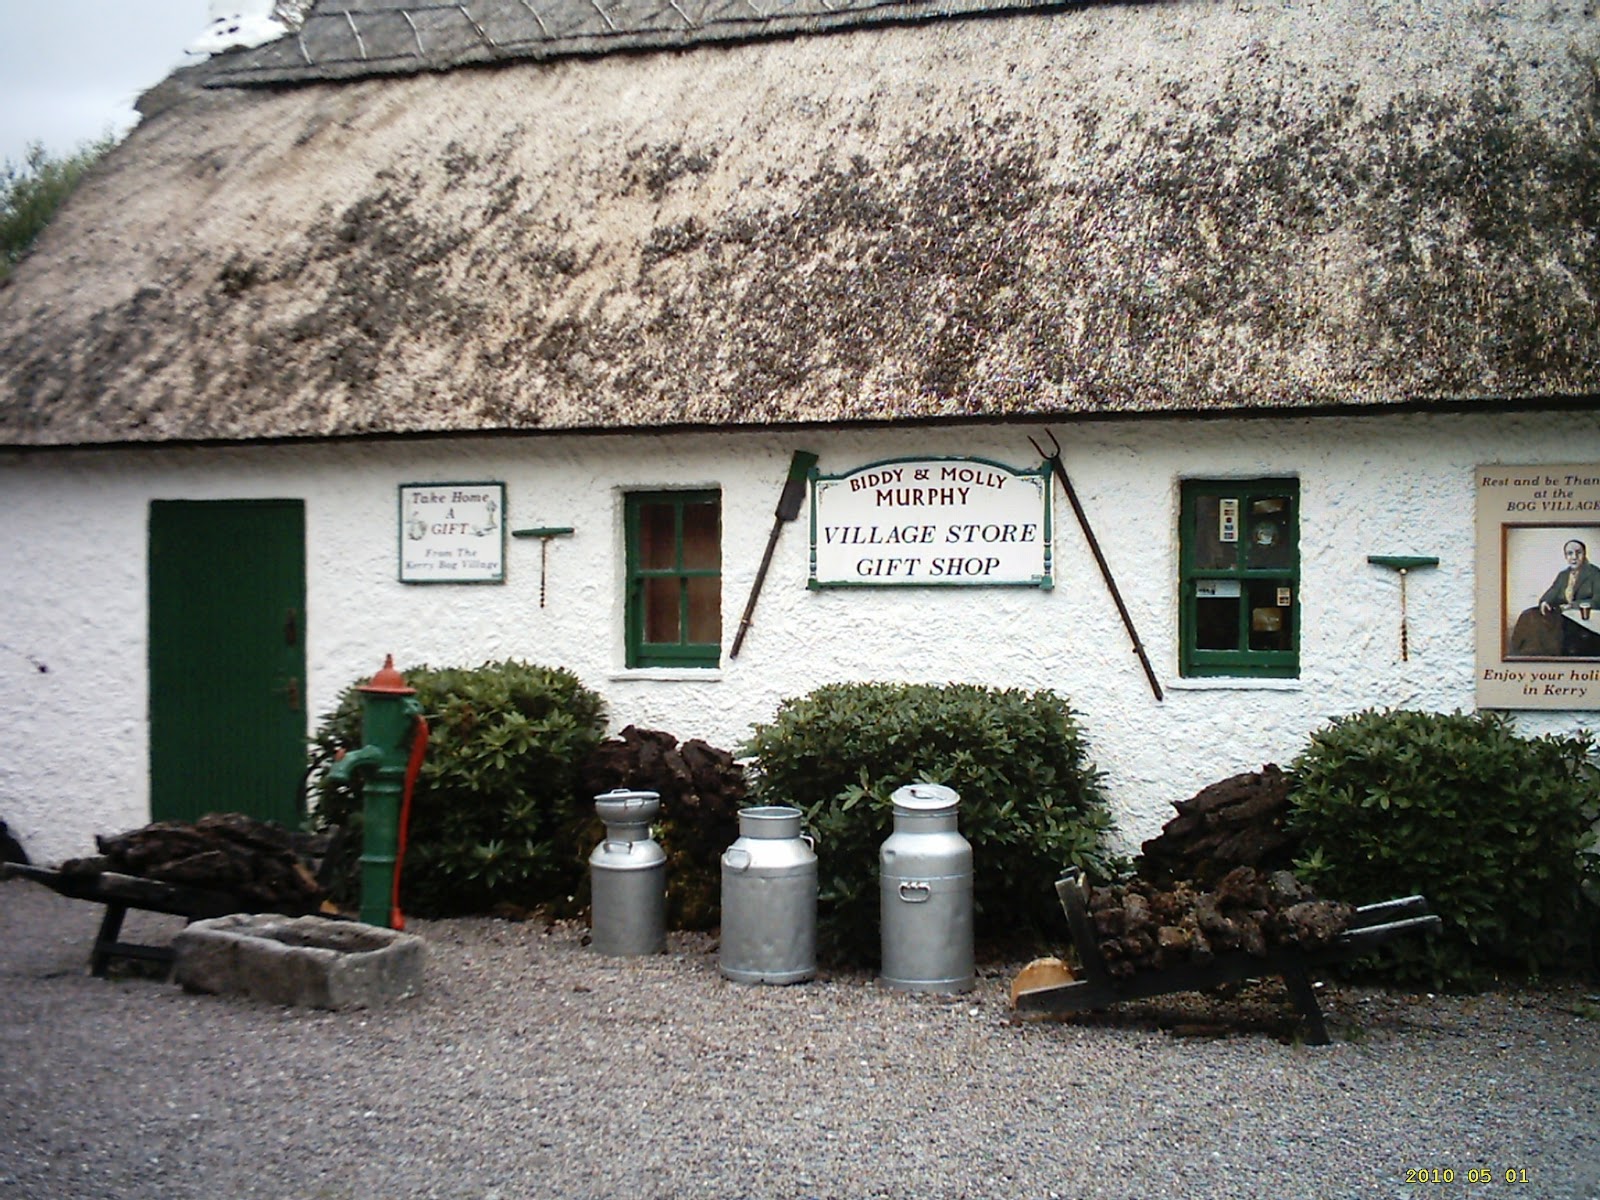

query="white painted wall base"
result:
[3,408,1596,864]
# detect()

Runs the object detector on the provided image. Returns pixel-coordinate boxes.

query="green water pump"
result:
[328,655,427,928]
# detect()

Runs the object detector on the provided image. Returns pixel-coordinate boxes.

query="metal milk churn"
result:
[879,783,974,994]
[719,806,817,984]
[588,789,666,956]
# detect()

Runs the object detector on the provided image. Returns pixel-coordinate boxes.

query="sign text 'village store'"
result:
[810,458,1053,586]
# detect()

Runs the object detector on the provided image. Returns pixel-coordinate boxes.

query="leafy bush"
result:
[743,681,1118,964]
[1288,709,1600,989]
[2,138,112,281]
[310,660,607,917]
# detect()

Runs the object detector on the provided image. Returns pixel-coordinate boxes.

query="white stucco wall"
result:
[3,409,1597,864]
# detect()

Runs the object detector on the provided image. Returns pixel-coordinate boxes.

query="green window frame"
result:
[625,490,722,668]
[1180,478,1299,678]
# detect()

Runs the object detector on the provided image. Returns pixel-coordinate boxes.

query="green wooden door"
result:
[148,500,307,827]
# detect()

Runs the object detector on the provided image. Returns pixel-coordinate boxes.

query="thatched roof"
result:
[207,0,1082,85]
[1,0,1596,447]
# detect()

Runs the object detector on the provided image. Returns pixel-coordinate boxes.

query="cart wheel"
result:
[1009,956,1076,1007]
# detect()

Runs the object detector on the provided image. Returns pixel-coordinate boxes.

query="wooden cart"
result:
[1012,872,1442,1044]
[3,826,342,977]
[3,862,263,976]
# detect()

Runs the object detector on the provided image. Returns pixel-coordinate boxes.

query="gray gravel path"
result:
[2,876,1598,1200]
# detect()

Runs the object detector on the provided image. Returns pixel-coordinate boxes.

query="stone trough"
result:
[174,913,424,1009]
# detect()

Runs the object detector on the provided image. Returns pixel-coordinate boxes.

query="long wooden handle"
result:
[1047,455,1164,701]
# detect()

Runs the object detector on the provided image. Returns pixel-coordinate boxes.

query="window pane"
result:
[686,576,721,644]
[1181,479,1297,678]
[1247,579,1293,651]
[681,502,720,570]
[643,578,680,643]
[1191,496,1237,570]
[1196,596,1240,650]
[1245,496,1293,569]
[626,490,722,668]
[639,504,677,570]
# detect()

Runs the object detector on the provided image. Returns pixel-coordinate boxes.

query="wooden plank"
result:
[1281,969,1330,1045]
[5,865,243,919]
[1350,896,1430,927]
[1055,873,1114,990]
[86,873,242,918]
[1332,914,1443,952]
[1012,978,1117,1013]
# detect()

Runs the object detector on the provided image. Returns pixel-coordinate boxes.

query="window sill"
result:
[1168,677,1302,692]
[609,668,723,682]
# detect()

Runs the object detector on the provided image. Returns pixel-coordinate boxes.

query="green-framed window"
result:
[625,490,722,668]
[1180,478,1299,678]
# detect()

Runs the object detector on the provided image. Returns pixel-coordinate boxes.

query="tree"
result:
[1,137,113,282]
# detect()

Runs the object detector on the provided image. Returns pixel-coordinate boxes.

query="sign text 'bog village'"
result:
[809,457,1052,587]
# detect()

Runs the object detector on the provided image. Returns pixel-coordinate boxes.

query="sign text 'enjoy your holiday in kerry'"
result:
[809,457,1052,588]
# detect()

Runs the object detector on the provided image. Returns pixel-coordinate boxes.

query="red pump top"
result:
[358,653,417,695]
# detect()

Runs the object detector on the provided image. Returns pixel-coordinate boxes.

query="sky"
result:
[0,1,212,168]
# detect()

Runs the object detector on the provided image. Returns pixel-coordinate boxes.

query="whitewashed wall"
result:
[3,409,1596,864]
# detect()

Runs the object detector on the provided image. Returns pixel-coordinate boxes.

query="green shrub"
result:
[1288,708,1600,990]
[743,681,1118,965]
[310,660,607,917]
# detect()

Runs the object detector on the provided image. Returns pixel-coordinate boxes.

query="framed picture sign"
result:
[1475,464,1600,709]
[398,482,506,583]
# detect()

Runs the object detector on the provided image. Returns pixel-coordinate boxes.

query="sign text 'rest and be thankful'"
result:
[810,457,1052,587]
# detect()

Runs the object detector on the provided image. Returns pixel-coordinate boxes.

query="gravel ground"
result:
[2,876,1598,1200]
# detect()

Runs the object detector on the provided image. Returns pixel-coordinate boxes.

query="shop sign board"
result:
[810,456,1052,588]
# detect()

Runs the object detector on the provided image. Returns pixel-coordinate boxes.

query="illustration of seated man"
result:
[1509,538,1600,657]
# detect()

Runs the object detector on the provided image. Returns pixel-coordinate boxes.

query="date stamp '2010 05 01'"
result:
[1403,1167,1532,1185]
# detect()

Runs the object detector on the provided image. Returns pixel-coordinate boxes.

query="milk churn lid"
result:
[890,783,960,812]
[595,789,660,803]
[594,788,661,822]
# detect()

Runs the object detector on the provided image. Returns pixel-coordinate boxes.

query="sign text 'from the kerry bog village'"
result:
[398,482,506,583]
[809,457,1052,588]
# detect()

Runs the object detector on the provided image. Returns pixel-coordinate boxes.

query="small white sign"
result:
[399,482,505,583]
[810,457,1052,587]
[1219,498,1239,543]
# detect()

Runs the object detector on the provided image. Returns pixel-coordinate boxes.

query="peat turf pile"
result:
[1085,866,1354,980]
[1137,764,1301,886]
[60,813,329,913]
